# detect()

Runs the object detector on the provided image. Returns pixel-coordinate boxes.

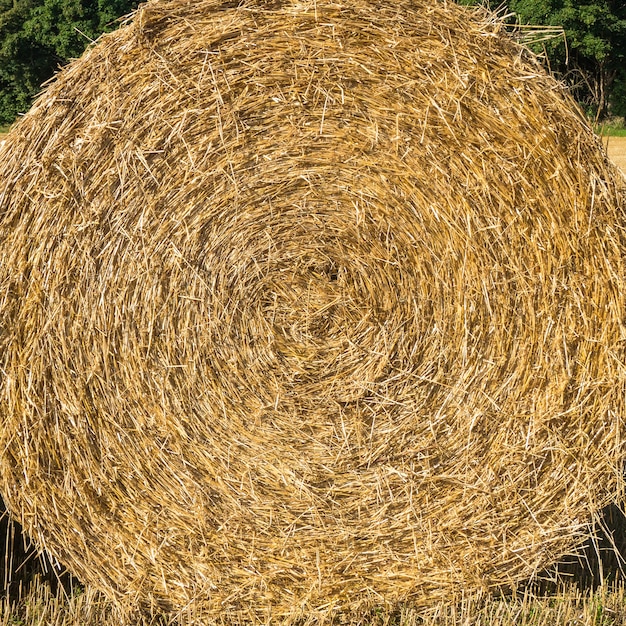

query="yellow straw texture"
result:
[0,0,625,622]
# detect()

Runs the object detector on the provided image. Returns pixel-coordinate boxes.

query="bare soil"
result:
[604,135,626,175]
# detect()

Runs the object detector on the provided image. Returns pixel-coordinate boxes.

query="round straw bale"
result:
[0,0,625,621]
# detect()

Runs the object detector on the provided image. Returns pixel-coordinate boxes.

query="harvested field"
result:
[0,0,625,623]
[5,580,626,626]
[605,136,626,175]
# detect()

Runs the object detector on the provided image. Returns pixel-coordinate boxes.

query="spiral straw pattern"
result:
[1,0,625,621]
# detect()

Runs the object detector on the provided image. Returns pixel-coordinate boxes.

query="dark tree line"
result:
[0,0,139,125]
[459,0,626,122]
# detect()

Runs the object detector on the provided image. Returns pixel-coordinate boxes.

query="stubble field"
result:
[605,136,626,175]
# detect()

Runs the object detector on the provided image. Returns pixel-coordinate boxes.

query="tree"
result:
[610,72,626,118]
[0,0,51,125]
[24,0,138,59]
[0,0,139,126]
[511,1,626,120]
[455,1,626,121]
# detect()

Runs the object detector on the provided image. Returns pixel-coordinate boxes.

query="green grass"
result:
[598,127,626,137]
[595,120,626,137]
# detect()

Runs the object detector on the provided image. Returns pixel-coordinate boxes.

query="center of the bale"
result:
[267,261,349,356]
[250,254,398,404]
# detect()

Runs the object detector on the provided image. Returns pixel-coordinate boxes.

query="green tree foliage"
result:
[0,0,49,125]
[457,0,626,121]
[611,74,626,118]
[510,0,626,121]
[0,0,139,125]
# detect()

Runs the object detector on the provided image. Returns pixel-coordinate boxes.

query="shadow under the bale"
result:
[0,498,73,601]
[531,502,626,594]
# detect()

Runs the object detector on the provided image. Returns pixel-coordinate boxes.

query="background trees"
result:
[458,0,626,122]
[0,0,48,125]
[0,0,625,126]
[0,0,139,125]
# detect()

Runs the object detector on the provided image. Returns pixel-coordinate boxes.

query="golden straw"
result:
[0,0,625,622]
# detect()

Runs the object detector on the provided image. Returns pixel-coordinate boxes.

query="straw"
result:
[0,0,625,622]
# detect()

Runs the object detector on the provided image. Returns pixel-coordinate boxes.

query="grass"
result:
[595,118,626,137]
[598,127,626,137]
